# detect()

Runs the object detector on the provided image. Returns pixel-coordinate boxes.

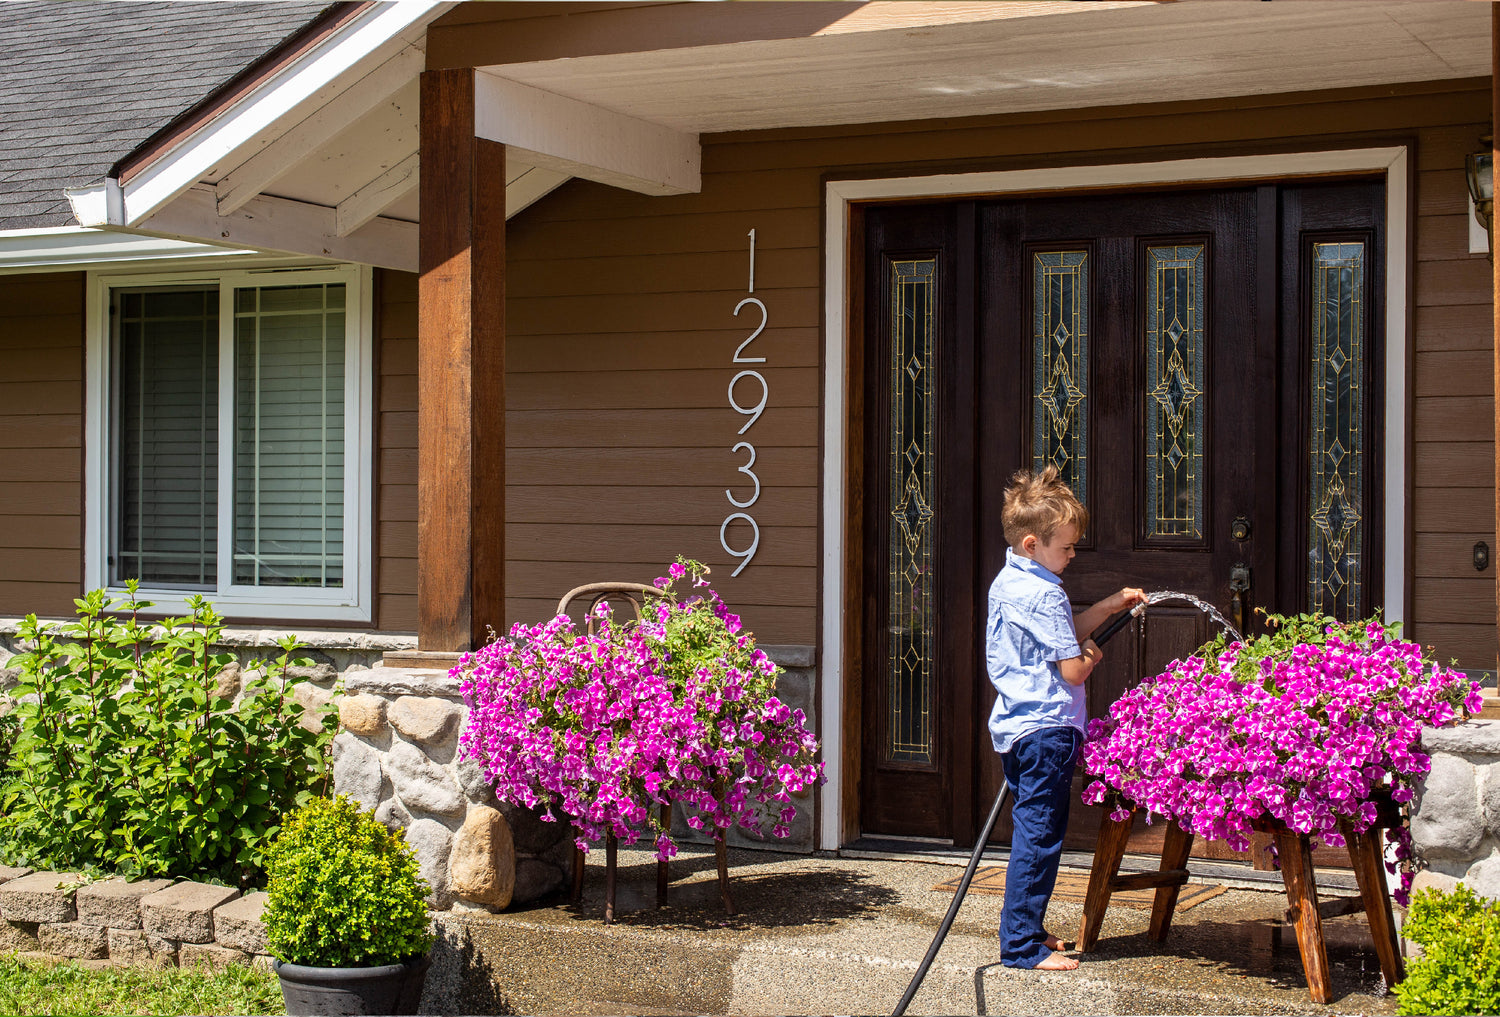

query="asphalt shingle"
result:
[0,0,331,230]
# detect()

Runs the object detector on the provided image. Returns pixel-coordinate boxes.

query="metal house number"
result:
[721,229,765,576]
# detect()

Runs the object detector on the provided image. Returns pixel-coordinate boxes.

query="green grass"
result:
[0,953,285,1015]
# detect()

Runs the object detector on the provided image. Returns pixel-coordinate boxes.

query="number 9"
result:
[720,513,760,577]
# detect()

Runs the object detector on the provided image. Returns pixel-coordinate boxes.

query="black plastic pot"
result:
[273,954,431,1016]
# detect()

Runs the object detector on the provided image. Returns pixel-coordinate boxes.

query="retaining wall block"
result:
[146,932,180,960]
[0,920,38,951]
[0,865,32,884]
[180,942,249,969]
[38,922,107,960]
[108,928,156,965]
[212,891,268,954]
[141,881,240,944]
[0,871,80,923]
[76,877,176,930]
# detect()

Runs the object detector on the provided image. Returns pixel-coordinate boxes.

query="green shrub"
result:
[262,796,432,968]
[1396,882,1500,1015]
[0,584,334,884]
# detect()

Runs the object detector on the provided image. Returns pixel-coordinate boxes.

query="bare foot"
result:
[1034,951,1080,971]
[1043,933,1074,952]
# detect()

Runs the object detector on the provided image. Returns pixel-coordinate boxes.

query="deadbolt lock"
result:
[1230,516,1251,542]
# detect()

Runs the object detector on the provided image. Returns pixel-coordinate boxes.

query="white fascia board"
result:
[76,1,452,231]
[0,226,254,273]
[474,69,700,196]
[135,186,417,273]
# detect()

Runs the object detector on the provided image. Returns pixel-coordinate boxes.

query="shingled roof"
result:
[0,0,332,231]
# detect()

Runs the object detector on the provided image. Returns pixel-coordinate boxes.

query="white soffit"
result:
[483,1,1489,133]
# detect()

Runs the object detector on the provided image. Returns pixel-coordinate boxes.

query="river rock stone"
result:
[339,694,388,736]
[387,740,465,817]
[283,663,338,684]
[0,871,79,923]
[77,877,176,929]
[389,696,463,747]
[1482,762,1500,836]
[455,754,498,807]
[292,681,336,733]
[39,922,107,959]
[212,892,268,954]
[449,806,515,908]
[141,881,240,944]
[212,662,242,700]
[1466,853,1500,901]
[404,818,454,909]
[376,795,412,832]
[1412,753,1483,859]
[511,859,565,905]
[498,802,569,856]
[333,731,385,811]
[0,666,20,690]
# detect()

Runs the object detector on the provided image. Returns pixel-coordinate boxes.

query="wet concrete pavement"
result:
[422,845,1401,1016]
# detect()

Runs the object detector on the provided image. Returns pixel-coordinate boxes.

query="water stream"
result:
[1137,589,1244,644]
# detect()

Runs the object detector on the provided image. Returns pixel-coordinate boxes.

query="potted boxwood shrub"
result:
[264,796,434,1016]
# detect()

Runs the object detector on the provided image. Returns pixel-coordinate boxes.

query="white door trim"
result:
[819,146,1410,851]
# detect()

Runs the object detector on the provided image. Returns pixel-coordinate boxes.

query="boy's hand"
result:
[1104,587,1148,613]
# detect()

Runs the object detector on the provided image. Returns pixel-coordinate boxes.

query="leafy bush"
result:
[1396,883,1500,1015]
[262,796,432,968]
[0,584,334,884]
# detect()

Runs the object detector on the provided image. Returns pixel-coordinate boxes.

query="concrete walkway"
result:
[421,844,1402,1016]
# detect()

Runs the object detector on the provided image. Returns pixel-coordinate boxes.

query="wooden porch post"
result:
[418,68,506,651]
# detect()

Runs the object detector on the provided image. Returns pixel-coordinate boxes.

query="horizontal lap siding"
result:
[368,81,1498,658]
[1413,121,1494,671]
[377,270,418,631]
[0,273,83,616]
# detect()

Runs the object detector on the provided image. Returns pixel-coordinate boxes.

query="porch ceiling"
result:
[480,1,1488,133]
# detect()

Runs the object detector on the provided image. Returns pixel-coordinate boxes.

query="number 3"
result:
[726,441,760,509]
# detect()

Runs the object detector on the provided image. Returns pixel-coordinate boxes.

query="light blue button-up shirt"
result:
[985,547,1086,754]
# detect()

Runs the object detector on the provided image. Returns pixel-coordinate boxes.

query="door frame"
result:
[818,146,1413,850]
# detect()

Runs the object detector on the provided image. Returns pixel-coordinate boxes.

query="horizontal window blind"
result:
[112,288,219,589]
[233,283,345,588]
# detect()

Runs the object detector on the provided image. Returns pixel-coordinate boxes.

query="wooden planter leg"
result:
[1342,821,1405,989]
[1148,821,1196,942]
[604,833,618,925]
[716,836,737,916]
[657,803,670,908]
[1078,811,1134,952]
[1274,827,1334,1004]
[571,841,585,903]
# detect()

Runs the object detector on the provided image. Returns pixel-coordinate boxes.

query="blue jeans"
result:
[998,725,1081,967]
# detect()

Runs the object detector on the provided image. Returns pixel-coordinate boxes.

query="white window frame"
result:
[85,263,374,623]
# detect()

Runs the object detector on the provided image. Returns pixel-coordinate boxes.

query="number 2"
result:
[733,297,767,363]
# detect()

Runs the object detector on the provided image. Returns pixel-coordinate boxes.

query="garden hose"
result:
[889,604,1139,1017]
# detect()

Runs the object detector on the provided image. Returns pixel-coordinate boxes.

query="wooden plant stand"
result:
[1076,810,1404,1004]
[569,804,738,924]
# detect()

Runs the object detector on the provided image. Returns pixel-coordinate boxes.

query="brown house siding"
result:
[377,269,419,632]
[491,81,1496,662]
[0,272,84,617]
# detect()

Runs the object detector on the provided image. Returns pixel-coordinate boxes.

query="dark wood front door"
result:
[859,180,1384,855]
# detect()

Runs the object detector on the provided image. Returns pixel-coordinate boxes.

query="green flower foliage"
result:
[1395,883,1500,1016]
[0,584,335,884]
[263,796,433,968]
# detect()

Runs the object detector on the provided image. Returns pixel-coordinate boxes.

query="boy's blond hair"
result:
[1002,466,1088,547]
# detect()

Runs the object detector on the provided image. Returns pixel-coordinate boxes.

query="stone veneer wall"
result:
[0,868,270,968]
[1409,719,1500,901]
[331,645,819,912]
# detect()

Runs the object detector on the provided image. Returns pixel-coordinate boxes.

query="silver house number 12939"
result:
[722,229,764,576]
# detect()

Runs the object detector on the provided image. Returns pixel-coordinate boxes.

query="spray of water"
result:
[1133,589,1243,644]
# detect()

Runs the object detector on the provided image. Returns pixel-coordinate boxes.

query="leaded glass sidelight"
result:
[1032,251,1089,502]
[887,258,937,764]
[1145,244,1206,539]
[1308,242,1366,619]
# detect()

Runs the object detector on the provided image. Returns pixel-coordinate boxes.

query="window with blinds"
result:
[106,272,358,612]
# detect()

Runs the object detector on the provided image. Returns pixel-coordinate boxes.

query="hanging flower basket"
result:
[457,559,824,860]
[1081,613,1484,903]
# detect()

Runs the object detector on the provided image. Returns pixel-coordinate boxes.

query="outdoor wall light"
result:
[1465,137,1494,262]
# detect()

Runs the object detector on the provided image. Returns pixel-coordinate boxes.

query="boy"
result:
[987,466,1145,971]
